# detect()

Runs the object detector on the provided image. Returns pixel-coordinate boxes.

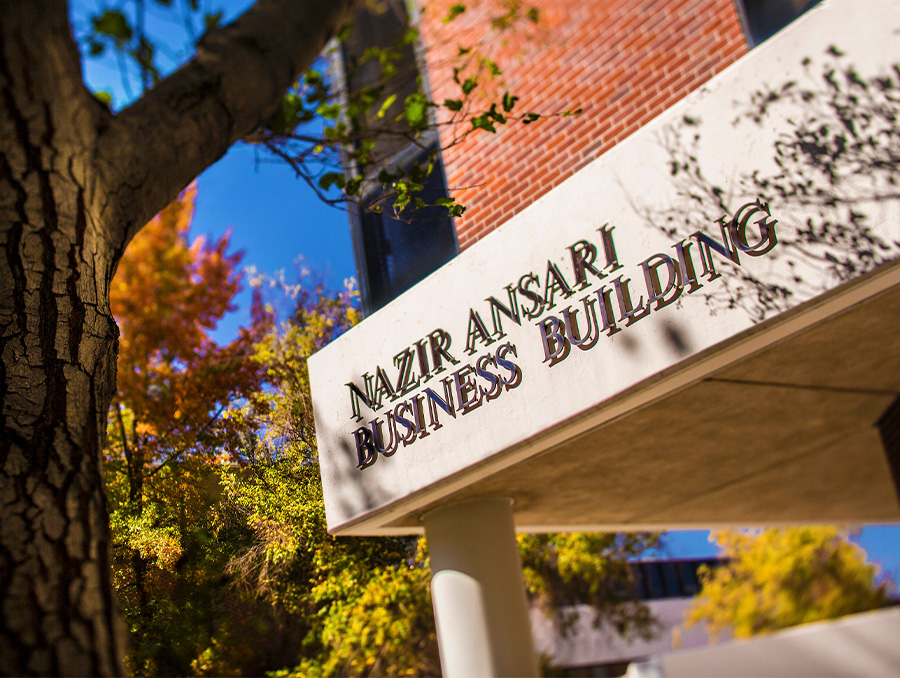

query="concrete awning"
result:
[385,269,900,531]
[309,0,900,536]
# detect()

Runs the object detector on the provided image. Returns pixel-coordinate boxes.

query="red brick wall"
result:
[417,0,748,250]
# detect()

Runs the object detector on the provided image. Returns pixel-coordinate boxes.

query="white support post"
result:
[423,497,538,678]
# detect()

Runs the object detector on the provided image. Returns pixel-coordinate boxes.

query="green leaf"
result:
[522,112,541,124]
[502,92,519,112]
[93,10,132,46]
[526,7,540,23]
[443,99,463,112]
[444,4,466,23]
[461,78,477,95]
[471,114,496,133]
[448,203,466,217]
[283,93,302,114]
[268,93,314,134]
[404,93,429,129]
[336,21,353,42]
[317,103,342,120]
[377,169,397,184]
[305,70,323,86]
[93,91,113,107]
[88,40,105,57]
[360,46,381,66]
[355,85,383,109]
[486,103,507,124]
[394,193,411,213]
[346,176,363,197]
[204,10,224,31]
[408,163,425,183]
[318,173,344,191]
[376,94,398,119]
[401,28,419,45]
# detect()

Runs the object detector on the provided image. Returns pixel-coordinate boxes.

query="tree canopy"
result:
[105,186,271,675]
[98,188,660,676]
[686,527,890,640]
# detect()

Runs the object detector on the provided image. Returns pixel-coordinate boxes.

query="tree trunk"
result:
[0,230,123,673]
[0,2,126,673]
[0,161,124,668]
[0,0,356,673]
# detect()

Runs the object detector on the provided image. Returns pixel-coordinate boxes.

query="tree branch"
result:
[0,0,110,192]
[0,0,96,105]
[99,0,359,252]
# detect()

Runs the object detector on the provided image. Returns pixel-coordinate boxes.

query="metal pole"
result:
[424,497,538,678]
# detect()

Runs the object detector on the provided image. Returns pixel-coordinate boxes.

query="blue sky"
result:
[192,142,355,339]
[74,0,900,588]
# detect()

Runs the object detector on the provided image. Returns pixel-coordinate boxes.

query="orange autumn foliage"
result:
[110,184,267,457]
[106,186,272,675]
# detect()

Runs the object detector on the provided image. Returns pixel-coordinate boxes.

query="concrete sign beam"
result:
[309,0,900,535]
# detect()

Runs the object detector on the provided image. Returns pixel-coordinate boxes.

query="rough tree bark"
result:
[0,0,355,673]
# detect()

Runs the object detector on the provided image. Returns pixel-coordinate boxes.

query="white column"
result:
[423,497,538,678]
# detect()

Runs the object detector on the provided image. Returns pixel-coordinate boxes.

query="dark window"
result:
[734,0,822,46]
[661,561,681,597]
[341,0,420,163]
[677,561,701,596]
[352,156,458,314]
[644,563,664,599]
[631,558,724,600]
[340,0,459,315]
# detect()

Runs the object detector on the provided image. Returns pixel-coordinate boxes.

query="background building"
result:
[532,558,725,676]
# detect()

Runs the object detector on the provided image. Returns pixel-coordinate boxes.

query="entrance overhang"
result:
[309,0,900,536]
[385,264,900,532]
